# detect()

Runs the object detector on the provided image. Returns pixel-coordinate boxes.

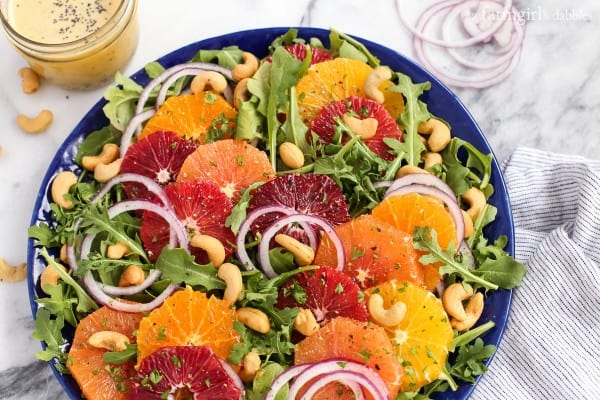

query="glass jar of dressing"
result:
[0,0,139,90]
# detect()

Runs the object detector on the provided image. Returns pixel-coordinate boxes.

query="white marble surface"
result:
[0,0,598,399]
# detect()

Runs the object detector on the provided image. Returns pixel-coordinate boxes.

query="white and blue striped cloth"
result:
[473,148,600,399]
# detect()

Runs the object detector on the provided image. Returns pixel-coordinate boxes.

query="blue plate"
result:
[27,27,515,400]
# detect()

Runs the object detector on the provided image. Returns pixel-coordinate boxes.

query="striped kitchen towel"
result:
[472,147,600,399]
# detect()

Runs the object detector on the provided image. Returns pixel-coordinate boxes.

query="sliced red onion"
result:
[286,359,389,400]
[257,214,344,278]
[396,0,525,88]
[302,370,386,399]
[217,358,245,397]
[100,270,163,296]
[235,205,318,271]
[119,108,155,158]
[265,364,310,400]
[91,172,171,208]
[459,239,477,269]
[385,183,465,246]
[372,180,393,190]
[384,173,456,199]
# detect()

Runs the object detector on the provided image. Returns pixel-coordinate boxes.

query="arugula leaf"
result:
[102,71,144,131]
[280,86,310,154]
[36,283,78,327]
[386,73,431,166]
[442,138,493,196]
[225,182,263,234]
[144,61,165,79]
[31,308,68,371]
[192,45,243,69]
[39,247,98,314]
[268,29,299,52]
[74,126,120,164]
[329,28,380,67]
[235,97,265,142]
[245,362,288,400]
[103,343,138,365]
[448,338,496,384]
[28,223,61,248]
[154,248,225,291]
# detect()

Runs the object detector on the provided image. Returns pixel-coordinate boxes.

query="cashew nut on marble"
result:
[17,110,53,134]
[19,67,41,94]
[0,258,27,282]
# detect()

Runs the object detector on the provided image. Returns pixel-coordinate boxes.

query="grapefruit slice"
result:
[67,306,143,400]
[139,91,237,143]
[314,214,424,289]
[130,346,243,399]
[310,96,403,160]
[276,266,368,327]
[177,139,275,203]
[294,316,403,399]
[135,286,239,369]
[140,179,235,263]
[367,280,454,391]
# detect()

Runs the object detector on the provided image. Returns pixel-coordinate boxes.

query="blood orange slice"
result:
[314,214,424,289]
[266,43,334,64]
[130,346,243,400]
[294,316,403,399]
[367,280,454,392]
[310,95,402,160]
[135,286,239,369]
[67,306,143,400]
[177,139,275,203]
[295,58,404,124]
[247,173,350,238]
[139,91,237,142]
[140,179,235,263]
[119,130,198,201]
[372,192,458,290]
[276,266,368,327]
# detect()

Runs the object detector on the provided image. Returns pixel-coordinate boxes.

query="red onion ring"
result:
[91,172,172,207]
[119,108,155,158]
[265,364,310,400]
[396,0,525,88]
[285,359,389,400]
[235,205,318,271]
[385,183,465,246]
[301,370,385,399]
[384,173,456,199]
[257,214,345,278]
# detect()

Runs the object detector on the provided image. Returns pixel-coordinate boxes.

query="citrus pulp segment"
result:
[67,306,143,400]
[367,280,454,392]
[314,214,424,289]
[135,286,239,369]
[139,91,237,142]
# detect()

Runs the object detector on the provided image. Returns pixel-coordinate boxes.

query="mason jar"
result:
[0,0,139,90]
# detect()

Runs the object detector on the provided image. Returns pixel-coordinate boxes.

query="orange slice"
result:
[139,91,237,142]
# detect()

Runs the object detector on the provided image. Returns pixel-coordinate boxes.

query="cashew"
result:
[40,263,67,294]
[93,158,122,183]
[341,114,378,140]
[442,282,474,321]
[232,52,259,81]
[279,142,305,170]
[51,171,77,209]
[19,67,41,94]
[395,164,431,179]
[239,351,261,382]
[294,308,319,337]
[118,265,145,287]
[107,241,131,259]
[190,234,226,267]
[217,262,243,304]
[423,152,443,170]
[274,234,314,266]
[233,78,251,109]
[462,209,474,238]
[88,331,131,352]
[364,66,392,104]
[462,187,486,221]
[236,307,271,334]
[418,118,451,152]
[451,292,484,331]
[59,244,69,264]
[0,258,27,282]
[190,71,228,94]
[82,143,120,171]
[368,293,406,327]
[17,110,53,134]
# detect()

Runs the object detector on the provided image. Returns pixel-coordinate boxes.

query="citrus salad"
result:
[29,28,526,400]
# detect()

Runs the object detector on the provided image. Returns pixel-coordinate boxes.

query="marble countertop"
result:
[0,0,598,399]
